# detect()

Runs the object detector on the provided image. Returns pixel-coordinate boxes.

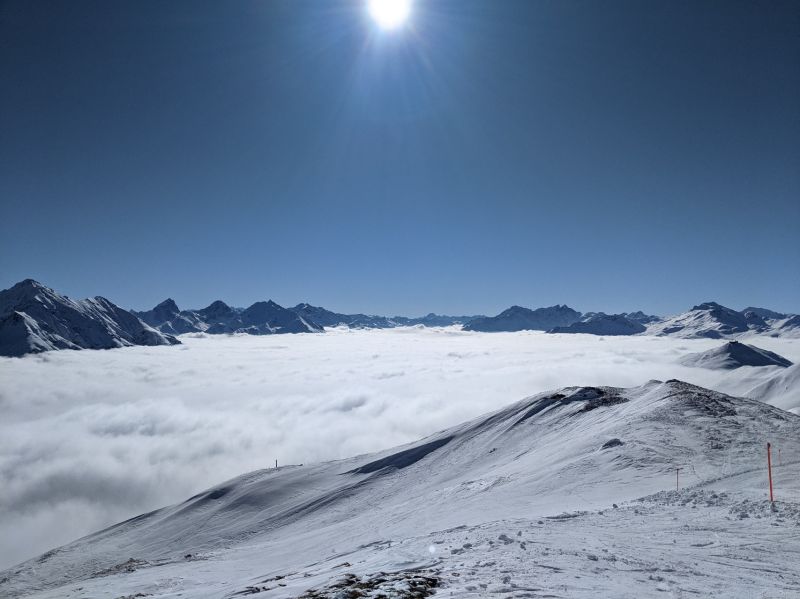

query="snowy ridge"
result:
[3,380,799,598]
[0,280,178,357]
[680,340,793,370]
[647,301,763,338]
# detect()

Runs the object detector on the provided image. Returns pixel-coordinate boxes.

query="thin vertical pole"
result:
[275,459,278,469]
[676,467,681,491]
[767,443,774,503]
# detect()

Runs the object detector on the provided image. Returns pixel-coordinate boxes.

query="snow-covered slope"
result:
[549,313,646,336]
[747,363,800,413]
[772,314,800,338]
[0,280,179,357]
[681,340,793,370]
[135,299,323,335]
[463,304,581,332]
[3,380,799,598]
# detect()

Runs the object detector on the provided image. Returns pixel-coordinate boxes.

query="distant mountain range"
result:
[134,298,322,336]
[1,279,797,356]
[289,303,481,330]
[462,305,582,332]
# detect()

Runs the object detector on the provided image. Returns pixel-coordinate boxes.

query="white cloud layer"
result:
[1,328,798,570]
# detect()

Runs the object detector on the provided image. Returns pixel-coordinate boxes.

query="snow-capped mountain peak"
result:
[0,279,179,357]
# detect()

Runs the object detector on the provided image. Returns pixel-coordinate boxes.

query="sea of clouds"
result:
[1,327,798,570]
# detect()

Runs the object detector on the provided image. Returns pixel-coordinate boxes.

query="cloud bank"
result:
[1,328,798,569]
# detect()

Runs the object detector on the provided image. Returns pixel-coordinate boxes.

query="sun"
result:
[368,0,412,30]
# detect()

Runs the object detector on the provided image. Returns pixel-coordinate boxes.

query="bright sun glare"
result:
[368,0,411,30]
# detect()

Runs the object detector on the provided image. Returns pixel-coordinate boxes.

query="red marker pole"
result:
[767,443,774,503]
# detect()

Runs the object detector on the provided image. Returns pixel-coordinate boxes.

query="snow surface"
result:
[2,380,799,599]
[746,363,800,414]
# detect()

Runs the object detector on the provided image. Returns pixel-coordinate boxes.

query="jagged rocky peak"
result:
[197,300,234,319]
[11,278,45,291]
[156,298,180,313]
[141,298,181,324]
[3,278,57,302]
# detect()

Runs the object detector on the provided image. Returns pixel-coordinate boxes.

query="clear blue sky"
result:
[1,0,798,316]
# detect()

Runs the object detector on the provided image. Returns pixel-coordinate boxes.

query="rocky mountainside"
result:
[463,304,582,332]
[135,299,323,335]
[0,280,179,357]
[290,303,397,329]
[549,313,647,336]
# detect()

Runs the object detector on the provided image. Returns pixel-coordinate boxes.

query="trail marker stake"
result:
[676,467,682,491]
[767,443,774,503]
